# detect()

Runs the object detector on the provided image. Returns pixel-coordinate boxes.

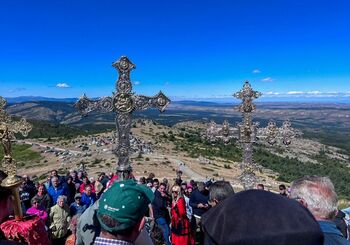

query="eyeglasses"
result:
[172,191,178,194]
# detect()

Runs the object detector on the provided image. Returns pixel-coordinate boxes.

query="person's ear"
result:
[299,198,308,208]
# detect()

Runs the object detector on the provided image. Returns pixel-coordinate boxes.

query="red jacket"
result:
[171,197,193,245]
[79,183,95,193]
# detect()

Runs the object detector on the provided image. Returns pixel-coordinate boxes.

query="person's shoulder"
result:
[50,204,58,212]
[0,240,25,245]
[323,232,350,245]
[153,189,161,196]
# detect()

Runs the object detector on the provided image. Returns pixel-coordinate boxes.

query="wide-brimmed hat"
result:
[202,189,323,245]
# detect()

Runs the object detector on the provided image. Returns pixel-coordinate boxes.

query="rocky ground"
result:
[16,119,350,193]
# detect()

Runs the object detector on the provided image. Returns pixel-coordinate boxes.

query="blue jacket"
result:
[70,202,87,216]
[81,193,97,207]
[318,220,350,245]
[47,185,68,204]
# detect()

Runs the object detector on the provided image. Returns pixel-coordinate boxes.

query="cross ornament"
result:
[0,96,32,179]
[203,81,300,189]
[75,56,170,180]
[0,96,32,220]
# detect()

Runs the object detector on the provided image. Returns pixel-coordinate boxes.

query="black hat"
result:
[201,190,323,245]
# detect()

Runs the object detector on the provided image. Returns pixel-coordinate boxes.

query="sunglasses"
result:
[172,191,179,194]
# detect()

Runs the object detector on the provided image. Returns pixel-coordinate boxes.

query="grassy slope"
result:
[0,144,42,167]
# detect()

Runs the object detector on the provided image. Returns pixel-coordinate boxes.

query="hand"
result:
[198,203,205,208]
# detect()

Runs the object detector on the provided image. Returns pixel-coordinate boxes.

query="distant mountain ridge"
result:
[4,98,350,131]
[5,96,350,105]
[5,96,234,107]
[5,96,78,104]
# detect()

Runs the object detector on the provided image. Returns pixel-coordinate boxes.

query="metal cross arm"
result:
[75,56,170,180]
[257,119,301,146]
[204,120,238,143]
[75,92,169,116]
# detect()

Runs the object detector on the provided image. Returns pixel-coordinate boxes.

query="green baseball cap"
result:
[97,179,154,233]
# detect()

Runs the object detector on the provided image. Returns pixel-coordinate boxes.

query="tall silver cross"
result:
[204,81,299,189]
[75,56,170,180]
[0,96,32,220]
[0,96,32,177]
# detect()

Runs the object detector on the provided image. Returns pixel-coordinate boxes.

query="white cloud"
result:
[252,69,261,74]
[134,81,140,85]
[287,91,305,95]
[56,83,70,88]
[306,91,321,95]
[8,87,26,93]
[261,90,350,98]
[265,91,280,95]
[261,77,274,82]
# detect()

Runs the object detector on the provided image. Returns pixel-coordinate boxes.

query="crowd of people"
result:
[1,168,350,245]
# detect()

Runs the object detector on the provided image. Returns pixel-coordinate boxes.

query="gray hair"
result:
[290,176,337,220]
[57,195,67,203]
[209,181,234,203]
[51,176,59,183]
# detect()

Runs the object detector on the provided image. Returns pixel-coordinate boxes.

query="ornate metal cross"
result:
[0,96,32,219]
[203,81,299,189]
[75,56,170,180]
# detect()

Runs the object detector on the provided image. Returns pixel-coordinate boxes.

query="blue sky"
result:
[1,0,350,102]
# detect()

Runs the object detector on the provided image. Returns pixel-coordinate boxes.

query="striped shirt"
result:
[94,236,133,245]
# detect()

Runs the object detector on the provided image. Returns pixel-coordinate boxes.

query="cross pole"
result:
[203,81,299,189]
[75,56,170,180]
[0,96,32,220]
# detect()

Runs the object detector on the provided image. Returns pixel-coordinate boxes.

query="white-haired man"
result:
[290,176,349,245]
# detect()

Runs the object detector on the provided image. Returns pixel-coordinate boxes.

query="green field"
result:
[0,144,42,168]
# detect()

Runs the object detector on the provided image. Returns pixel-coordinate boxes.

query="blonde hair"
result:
[171,185,182,202]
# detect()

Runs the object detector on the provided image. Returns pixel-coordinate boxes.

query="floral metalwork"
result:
[0,96,32,220]
[0,97,32,179]
[75,56,170,180]
[203,81,300,189]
